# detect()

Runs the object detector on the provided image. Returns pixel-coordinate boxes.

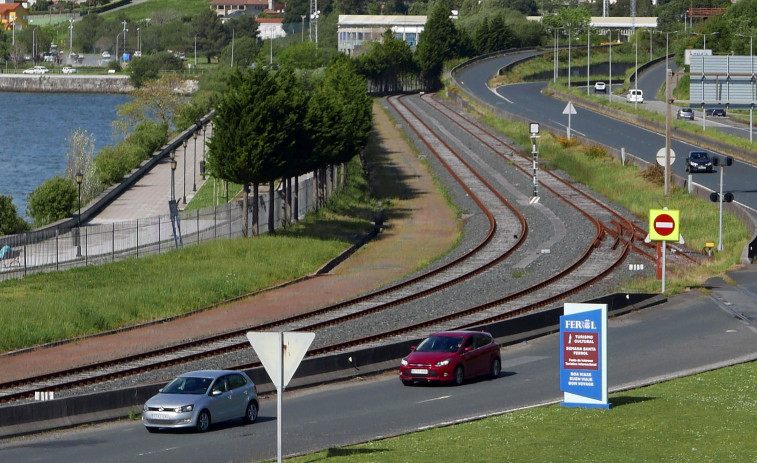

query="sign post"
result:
[247,331,315,463]
[648,209,681,293]
[560,303,610,408]
[562,101,577,140]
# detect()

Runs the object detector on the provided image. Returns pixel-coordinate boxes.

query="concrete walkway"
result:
[88,125,212,224]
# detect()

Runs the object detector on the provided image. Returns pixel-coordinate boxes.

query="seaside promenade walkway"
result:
[88,125,212,224]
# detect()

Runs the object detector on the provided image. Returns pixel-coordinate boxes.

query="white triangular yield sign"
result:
[246,331,315,390]
[562,101,577,115]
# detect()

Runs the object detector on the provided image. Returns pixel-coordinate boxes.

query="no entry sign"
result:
[649,209,680,241]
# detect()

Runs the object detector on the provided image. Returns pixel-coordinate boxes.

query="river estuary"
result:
[0,92,130,221]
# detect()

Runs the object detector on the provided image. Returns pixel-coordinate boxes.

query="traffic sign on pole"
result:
[655,147,675,166]
[649,209,680,242]
[563,101,577,139]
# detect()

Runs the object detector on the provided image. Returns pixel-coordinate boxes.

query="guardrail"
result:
[0,292,662,438]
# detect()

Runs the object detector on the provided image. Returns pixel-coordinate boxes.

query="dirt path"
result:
[1,102,459,381]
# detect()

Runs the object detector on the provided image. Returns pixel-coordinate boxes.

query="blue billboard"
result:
[560,303,610,409]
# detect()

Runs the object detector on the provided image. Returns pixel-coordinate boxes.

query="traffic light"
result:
[710,192,735,202]
[712,156,734,167]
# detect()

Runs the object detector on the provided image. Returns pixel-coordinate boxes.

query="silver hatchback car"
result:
[142,370,259,433]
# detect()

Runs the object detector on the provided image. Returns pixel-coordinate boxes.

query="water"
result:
[0,92,130,221]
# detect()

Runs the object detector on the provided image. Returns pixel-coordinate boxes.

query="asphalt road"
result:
[1,51,756,462]
[1,269,755,462]
[456,53,757,217]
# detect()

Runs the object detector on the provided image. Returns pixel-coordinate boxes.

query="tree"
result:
[0,195,28,236]
[65,129,100,202]
[114,73,187,134]
[307,56,372,204]
[193,8,227,63]
[415,2,462,90]
[26,177,78,227]
[127,51,183,88]
[207,66,307,235]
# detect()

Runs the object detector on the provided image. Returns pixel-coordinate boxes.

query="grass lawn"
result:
[283,360,757,462]
[0,156,380,353]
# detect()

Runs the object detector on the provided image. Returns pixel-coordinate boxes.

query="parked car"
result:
[62,66,77,74]
[399,330,501,386]
[101,50,111,59]
[626,89,644,103]
[22,66,50,74]
[676,107,694,120]
[594,81,607,93]
[705,108,727,117]
[142,370,259,433]
[686,151,713,173]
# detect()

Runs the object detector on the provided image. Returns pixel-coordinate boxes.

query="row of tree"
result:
[208,55,373,235]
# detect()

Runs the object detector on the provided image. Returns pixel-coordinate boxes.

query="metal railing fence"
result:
[0,171,330,281]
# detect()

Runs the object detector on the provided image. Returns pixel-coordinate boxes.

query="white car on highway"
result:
[22,66,50,74]
[62,66,77,74]
[626,89,644,104]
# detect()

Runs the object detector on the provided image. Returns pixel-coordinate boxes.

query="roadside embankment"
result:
[0,74,133,93]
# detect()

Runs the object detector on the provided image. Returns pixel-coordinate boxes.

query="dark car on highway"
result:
[686,151,713,173]
[705,108,726,117]
[400,330,501,386]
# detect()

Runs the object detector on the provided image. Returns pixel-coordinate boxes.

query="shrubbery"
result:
[26,177,78,227]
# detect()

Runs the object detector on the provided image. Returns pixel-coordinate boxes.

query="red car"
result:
[399,330,501,386]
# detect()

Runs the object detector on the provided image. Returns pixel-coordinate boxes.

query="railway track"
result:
[1,93,659,404]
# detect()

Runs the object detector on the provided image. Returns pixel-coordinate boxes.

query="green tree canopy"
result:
[26,177,77,227]
[415,2,463,89]
[0,195,29,236]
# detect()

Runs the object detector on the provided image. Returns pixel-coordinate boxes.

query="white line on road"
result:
[418,395,451,404]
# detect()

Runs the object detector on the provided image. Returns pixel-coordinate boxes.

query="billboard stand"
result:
[560,303,611,409]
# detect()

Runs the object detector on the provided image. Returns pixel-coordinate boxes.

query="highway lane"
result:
[492,81,757,215]
[1,274,756,462]
[456,53,757,216]
[1,53,756,462]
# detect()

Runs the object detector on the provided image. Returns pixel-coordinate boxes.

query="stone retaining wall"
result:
[0,75,133,93]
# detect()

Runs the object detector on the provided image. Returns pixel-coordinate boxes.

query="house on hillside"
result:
[256,14,285,40]
[210,0,285,19]
[337,15,427,56]
[0,2,29,32]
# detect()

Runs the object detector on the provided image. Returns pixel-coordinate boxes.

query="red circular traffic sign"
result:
[653,213,675,237]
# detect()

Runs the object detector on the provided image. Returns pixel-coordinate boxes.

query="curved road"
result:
[2,52,757,462]
[456,54,757,217]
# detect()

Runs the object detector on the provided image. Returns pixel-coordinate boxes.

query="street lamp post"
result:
[137,27,140,54]
[182,139,188,204]
[634,30,639,109]
[69,18,74,57]
[122,20,128,59]
[194,35,197,67]
[301,15,306,42]
[586,27,591,96]
[116,32,120,63]
[736,33,755,142]
[192,130,198,192]
[32,26,39,63]
[75,171,83,257]
[568,28,572,88]
[608,30,613,101]
[170,150,177,202]
[201,123,207,180]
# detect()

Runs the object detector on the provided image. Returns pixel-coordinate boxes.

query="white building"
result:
[338,15,427,56]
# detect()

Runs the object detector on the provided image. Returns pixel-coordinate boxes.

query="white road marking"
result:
[418,395,451,404]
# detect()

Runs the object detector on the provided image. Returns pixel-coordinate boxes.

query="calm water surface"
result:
[0,92,130,220]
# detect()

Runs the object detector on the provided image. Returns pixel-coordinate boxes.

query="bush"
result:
[585,145,607,159]
[0,195,29,235]
[129,121,169,154]
[26,177,78,226]
[127,52,184,88]
[557,136,581,148]
[94,143,145,185]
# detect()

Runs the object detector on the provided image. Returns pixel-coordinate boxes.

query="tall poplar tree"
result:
[207,66,307,236]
